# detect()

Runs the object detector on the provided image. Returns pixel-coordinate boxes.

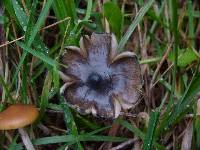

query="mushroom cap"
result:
[0,104,39,130]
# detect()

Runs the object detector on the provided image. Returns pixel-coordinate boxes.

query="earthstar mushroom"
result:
[60,33,143,118]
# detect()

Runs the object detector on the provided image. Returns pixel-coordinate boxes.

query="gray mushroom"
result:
[60,33,142,118]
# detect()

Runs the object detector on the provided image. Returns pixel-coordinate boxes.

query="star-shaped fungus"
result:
[60,33,143,118]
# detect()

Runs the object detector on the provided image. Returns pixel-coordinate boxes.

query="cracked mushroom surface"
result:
[60,33,142,118]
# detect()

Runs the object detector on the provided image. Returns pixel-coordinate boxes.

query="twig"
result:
[0,36,24,49]
[21,0,29,16]
[18,128,35,150]
[150,40,173,89]
[151,63,173,88]
[0,17,70,49]
[110,138,138,150]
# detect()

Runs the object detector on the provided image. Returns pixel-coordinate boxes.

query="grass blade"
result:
[12,0,27,31]
[143,111,160,150]
[166,0,179,112]
[117,0,155,51]
[187,0,195,47]
[52,0,77,35]
[31,134,127,146]
[39,71,52,119]
[27,0,54,46]
[16,41,56,67]
[157,70,200,136]
[103,2,123,39]
[83,0,92,21]
[60,97,83,149]
[118,119,165,150]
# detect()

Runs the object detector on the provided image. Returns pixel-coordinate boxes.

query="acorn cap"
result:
[0,104,39,130]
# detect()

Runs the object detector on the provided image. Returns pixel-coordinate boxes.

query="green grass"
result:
[0,0,200,149]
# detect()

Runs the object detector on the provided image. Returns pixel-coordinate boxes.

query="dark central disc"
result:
[86,73,113,93]
[87,73,103,90]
